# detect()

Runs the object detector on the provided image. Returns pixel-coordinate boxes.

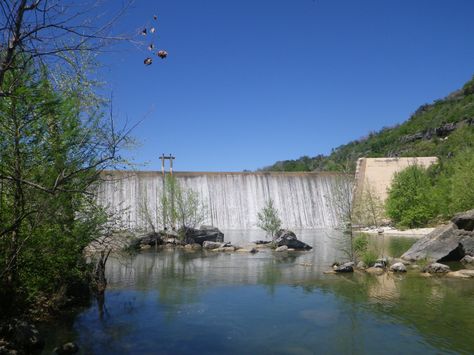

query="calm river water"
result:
[42,230,474,354]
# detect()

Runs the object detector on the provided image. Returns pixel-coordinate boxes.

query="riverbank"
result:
[357,226,435,238]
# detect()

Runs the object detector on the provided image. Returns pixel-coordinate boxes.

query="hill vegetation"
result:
[263,76,474,227]
[263,76,474,172]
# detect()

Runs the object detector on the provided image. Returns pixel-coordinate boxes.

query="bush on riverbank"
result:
[386,146,474,228]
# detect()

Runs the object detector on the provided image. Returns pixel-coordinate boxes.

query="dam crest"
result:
[96,171,344,230]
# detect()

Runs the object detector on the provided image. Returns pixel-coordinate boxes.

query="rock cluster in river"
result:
[402,209,474,262]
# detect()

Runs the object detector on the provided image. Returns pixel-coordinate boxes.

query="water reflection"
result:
[42,230,474,354]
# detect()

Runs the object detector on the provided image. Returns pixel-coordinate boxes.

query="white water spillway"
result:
[96,171,344,230]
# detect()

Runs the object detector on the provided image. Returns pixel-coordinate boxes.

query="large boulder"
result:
[451,209,474,231]
[390,262,407,273]
[274,229,312,250]
[334,262,354,273]
[130,232,163,250]
[423,262,450,274]
[401,210,474,262]
[183,226,224,245]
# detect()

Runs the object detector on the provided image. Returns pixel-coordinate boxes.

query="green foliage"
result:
[385,165,436,228]
[360,249,378,267]
[0,65,123,317]
[447,150,474,213]
[263,75,474,174]
[143,175,208,233]
[353,234,369,256]
[257,199,282,239]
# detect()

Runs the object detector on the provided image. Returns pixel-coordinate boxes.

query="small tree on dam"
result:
[257,199,282,240]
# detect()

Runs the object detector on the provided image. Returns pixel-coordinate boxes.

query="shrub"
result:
[361,249,378,267]
[385,165,436,228]
[257,199,282,239]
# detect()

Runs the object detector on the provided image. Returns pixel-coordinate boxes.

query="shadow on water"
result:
[42,230,474,354]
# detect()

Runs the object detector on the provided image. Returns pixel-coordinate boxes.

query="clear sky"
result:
[98,0,474,172]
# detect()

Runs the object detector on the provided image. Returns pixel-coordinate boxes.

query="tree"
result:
[352,179,385,228]
[328,173,357,261]
[257,199,282,240]
[385,165,436,228]
[0,64,129,316]
[140,175,208,233]
[0,0,131,96]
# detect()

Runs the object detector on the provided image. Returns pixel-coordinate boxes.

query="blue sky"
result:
[98,0,474,172]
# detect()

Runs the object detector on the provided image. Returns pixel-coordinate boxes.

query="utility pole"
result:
[159,154,175,231]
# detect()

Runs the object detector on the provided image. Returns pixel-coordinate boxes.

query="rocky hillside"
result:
[263,76,474,172]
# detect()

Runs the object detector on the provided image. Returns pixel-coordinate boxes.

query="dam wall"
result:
[354,157,438,202]
[96,171,345,230]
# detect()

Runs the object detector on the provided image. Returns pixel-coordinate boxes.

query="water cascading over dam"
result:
[96,171,344,230]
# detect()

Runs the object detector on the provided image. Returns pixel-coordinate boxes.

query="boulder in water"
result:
[334,262,354,273]
[274,229,312,250]
[389,262,407,273]
[131,232,163,250]
[275,245,289,252]
[401,210,474,262]
[183,226,224,245]
[422,262,450,274]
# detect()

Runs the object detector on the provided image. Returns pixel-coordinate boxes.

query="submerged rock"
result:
[366,267,385,275]
[202,241,224,250]
[402,210,474,262]
[446,269,474,279]
[274,229,312,250]
[389,262,407,273]
[422,262,450,274]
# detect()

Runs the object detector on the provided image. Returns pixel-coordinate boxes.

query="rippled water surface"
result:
[43,230,474,354]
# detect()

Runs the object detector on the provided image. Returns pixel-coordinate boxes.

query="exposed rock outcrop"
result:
[401,210,474,262]
[274,230,312,250]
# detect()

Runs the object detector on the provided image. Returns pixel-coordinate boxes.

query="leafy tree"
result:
[353,179,385,228]
[257,199,282,240]
[141,175,208,233]
[385,165,436,228]
[0,64,128,316]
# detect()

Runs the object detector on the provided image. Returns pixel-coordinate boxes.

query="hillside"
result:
[263,76,474,172]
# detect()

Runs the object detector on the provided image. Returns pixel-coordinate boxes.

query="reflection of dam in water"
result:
[97,171,344,230]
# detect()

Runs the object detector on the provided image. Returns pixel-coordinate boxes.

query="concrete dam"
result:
[97,171,343,230]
